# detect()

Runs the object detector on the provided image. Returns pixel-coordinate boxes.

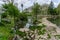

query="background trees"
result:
[48,1,58,15]
[32,3,40,25]
[32,3,40,18]
[48,1,54,15]
[56,4,60,15]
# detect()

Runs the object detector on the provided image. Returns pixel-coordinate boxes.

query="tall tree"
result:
[48,1,54,15]
[2,2,28,28]
[2,3,20,17]
[2,2,20,32]
[32,3,40,25]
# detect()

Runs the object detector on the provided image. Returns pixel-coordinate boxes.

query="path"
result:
[41,17,60,35]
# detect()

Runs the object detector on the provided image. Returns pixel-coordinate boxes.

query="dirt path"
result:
[42,17,60,35]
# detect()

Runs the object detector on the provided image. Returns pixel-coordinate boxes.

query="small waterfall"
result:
[25,16,32,28]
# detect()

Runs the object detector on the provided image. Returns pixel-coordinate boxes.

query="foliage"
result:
[32,3,40,15]
[47,34,51,39]
[16,30,26,37]
[18,12,27,21]
[2,3,20,17]
[29,24,46,35]
[2,13,7,18]
[16,12,28,28]
[0,1,60,40]
[2,2,20,27]
[48,1,54,15]
[0,24,14,40]
[29,26,37,31]
[23,38,29,40]
[32,3,40,24]
[0,22,5,26]
[56,4,60,15]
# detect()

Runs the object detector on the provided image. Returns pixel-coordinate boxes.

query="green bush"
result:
[0,22,5,26]
[29,26,37,31]
[29,24,46,31]
[29,24,46,35]
[16,30,26,37]
[2,13,7,18]
[47,34,51,39]
[38,29,46,35]
[23,38,29,40]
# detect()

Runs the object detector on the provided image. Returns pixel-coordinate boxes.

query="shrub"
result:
[16,30,26,37]
[0,22,5,26]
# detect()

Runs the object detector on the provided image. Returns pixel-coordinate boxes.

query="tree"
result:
[32,3,40,25]
[2,2,28,28]
[41,4,49,15]
[2,2,20,25]
[56,4,60,15]
[48,1,54,15]
[2,2,20,35]
[2,3,20,17]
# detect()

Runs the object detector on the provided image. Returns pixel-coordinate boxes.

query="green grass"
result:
[0,26,14,40]
[0,27,11,40]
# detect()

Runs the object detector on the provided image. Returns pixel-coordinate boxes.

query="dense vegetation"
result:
[0,0,60,40]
